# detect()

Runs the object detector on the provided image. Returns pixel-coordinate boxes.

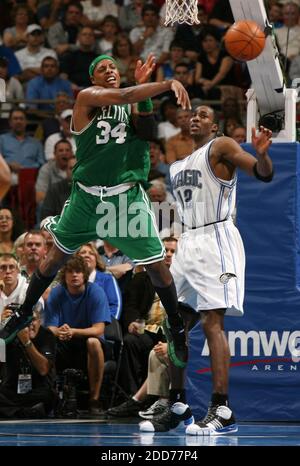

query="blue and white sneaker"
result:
[186,405,238,436]
[139,402,194,432]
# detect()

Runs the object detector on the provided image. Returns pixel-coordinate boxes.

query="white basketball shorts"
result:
[171,220,245,316]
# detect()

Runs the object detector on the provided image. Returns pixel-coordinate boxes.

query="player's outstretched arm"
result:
[78,79,191,109]
[77,53,191,111]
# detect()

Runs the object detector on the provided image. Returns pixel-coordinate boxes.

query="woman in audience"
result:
[0,208,21,254]
[194,26,235,100]
[3,4,31,51]
[77,243,122,320]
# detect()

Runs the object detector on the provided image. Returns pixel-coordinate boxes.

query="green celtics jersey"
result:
[72,104,150,187]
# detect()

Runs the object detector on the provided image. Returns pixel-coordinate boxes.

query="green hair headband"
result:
[89,55,117,77]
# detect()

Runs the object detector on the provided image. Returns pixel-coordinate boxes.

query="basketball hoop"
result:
[164,0,200,26]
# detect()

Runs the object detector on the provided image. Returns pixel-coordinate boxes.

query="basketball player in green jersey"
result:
[0,53,194,428]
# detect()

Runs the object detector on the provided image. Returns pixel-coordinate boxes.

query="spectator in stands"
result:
[81,0,119,30]
[15,24,57,83]
[208,0,234,31]
[220,97,244,126]
[0,307,56,419]
[37,0,73,30]
[148,139,170,191]
[13,233,26,266]
[165,109,193,164]
[148,179,175,236]
[112,34,136,85]
[20,230,47,280]
[98,241,134,294]
[60,26,98,90]
[156,41,187,83]
[174,5,209,62]
[0,208,20,254]
[231,125,246,144]
[41,230,54,255]
[158,99,180,144]
[130,3,174,65]
[44,109,76,160]
[3,4,31,51]
[119,0,144,32]
[223,116,244,137]
[275,2,300,60]
[112,237,177,398]
[0,254,24,316]
[0,156,11,203]
[0,57,24,132]
[35,139,74,207]
[267,1,283,28]
[77,243,122,320]
[97,15,120,56]
[45,255,111,414]
[158,63,203,107]
[34,91,74,142]
[47,2,84,56]
[40,156,75,219]
[194,27,235,100]
[0,108,45,193]
[120,58,138,88]
[26,56,73,112]
[0,45,22,78]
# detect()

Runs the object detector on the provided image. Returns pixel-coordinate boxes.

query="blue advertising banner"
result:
[186,143,300,421]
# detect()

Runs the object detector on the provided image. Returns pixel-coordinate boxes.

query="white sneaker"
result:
[186,405,238,436]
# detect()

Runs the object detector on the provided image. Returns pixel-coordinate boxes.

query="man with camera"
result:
[0,307,56,419]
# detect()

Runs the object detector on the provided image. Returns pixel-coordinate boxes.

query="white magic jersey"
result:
[170,139,236,228]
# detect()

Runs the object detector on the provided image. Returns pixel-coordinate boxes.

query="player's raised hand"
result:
[170,80,191,110]
[135,53,156,84]
[251,126,272,156]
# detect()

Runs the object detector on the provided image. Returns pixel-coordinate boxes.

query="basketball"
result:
[224,20,266,61]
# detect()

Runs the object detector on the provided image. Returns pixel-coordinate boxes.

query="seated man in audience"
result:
[16,24,57,84]
[45,256,111,414]
[0,308,56,419]
[0,254,29,317]
[0,108,45,197]
[40,156,76,219]
[26,56,73,113]
[20,230,48,281]
[44,109,76,161]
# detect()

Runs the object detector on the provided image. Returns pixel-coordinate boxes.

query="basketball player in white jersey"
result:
[166,105,272,436]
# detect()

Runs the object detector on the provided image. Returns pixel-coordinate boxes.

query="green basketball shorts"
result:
[44,182,165,264]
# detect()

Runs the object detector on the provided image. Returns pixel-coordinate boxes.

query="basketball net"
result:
[164,0,200,26]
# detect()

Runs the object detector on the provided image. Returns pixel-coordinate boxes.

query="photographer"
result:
[0,308,56,419]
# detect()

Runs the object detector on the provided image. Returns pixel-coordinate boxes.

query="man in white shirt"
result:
[81,0,118,29]
[130,3,173,65]
[44,109,76,161]
[16,24,57,83]
[0,254,28,319]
